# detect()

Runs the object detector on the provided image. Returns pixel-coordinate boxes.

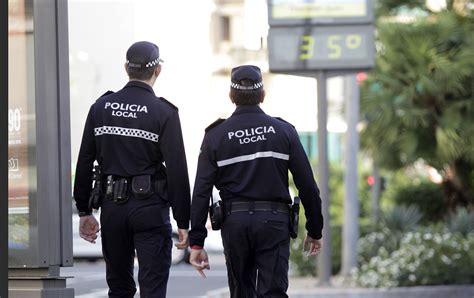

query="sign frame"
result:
[268,0,374,26]
[268,25,375,73]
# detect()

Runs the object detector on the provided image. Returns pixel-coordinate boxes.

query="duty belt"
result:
[224,201,289,214]
[102,174,168,204]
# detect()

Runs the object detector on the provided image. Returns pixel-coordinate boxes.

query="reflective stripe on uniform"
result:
[94,126,159,142]
[216,151,289,167]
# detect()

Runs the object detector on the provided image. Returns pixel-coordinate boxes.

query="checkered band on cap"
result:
[94,126,159,142]
[230,81,263,90]
[126,41,162,69]
[126,57,163,69]
[145,57,162,68]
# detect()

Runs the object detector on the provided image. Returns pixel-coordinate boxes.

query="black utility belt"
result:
[213,199,299,239]
[103,174,166,204]
[224,201,290,214]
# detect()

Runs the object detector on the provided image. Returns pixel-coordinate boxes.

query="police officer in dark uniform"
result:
[188,65,323,297]
[73,41,191,298]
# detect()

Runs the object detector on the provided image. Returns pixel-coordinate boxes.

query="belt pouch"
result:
[132,175,154,199]
[113,178,129,204]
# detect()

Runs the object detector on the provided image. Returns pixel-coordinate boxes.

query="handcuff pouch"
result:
[131,175,154,199]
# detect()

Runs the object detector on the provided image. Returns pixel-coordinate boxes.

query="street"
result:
[63,252,229,298]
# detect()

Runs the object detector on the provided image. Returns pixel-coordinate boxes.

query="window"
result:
[219,15,230,42]
[8,0,38,264]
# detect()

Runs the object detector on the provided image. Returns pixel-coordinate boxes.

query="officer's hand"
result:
[79,215,100,244]
[189,248,210,278]
[175,229,189,249]
[303,235,322,256]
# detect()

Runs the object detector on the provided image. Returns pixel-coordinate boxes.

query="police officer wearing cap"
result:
[73,41,191,298]
[189,65,323,297]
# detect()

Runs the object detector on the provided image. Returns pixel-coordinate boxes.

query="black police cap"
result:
[230,65,263,90]
[126,41,163,69]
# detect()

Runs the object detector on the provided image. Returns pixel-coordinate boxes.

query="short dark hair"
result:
[230,79,264,105]
[126,64,157,81]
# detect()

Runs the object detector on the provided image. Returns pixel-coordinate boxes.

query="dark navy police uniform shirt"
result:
[73,80,191,229]
[190,105,323,246]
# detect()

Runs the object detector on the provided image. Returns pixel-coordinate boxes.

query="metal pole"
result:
[316,71,331,285]
[341,74,360,276]
[371,163,381,225]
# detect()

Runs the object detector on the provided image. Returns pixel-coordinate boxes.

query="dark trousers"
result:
[100,195,172,298]
[221,210,290,298]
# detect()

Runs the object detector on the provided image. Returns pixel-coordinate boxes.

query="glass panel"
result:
[8,0,39,267]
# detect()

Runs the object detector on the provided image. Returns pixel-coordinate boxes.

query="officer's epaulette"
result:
[158,97,178,111]
[205,118,226,133]
[274,117,295,128]
[98,90,114,99]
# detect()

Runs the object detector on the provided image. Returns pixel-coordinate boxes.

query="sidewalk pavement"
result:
[207,275,474,298]
[204,253,474,298]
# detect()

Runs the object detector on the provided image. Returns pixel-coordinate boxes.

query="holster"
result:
[290,196,300,239]
[209,199,223,231]
[154,164,168,203]
[88,164,103,210]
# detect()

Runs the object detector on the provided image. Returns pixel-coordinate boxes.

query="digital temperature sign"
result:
[268,25,375,72]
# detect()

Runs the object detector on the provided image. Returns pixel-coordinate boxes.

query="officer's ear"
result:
[229,91,235,104]
[260,90,265,104]
[124,63,130,76]
[154,65,162,77]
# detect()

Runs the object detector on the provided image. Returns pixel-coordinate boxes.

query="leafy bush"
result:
[448,208,474,236]
[358,227,400,265]
[388,180,446,223]
[357,205,423,264]
[354,226,474,287]
[382,205,422,233]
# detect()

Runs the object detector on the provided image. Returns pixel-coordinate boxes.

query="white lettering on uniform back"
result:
[226,126,276,144]
[104,101,149,118]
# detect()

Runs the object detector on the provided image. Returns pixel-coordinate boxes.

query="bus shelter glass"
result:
[8,0,39,267]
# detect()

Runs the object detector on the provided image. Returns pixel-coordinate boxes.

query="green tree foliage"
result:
[374,0,428,18]
[361,3,474,209]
